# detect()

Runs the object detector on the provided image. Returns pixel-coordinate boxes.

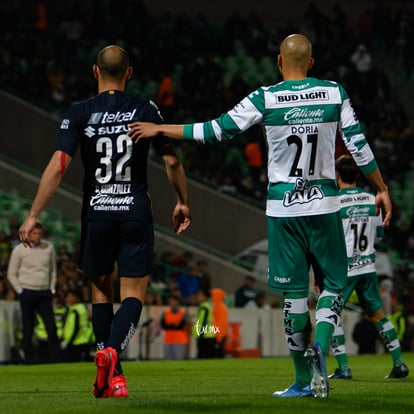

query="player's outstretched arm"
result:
[128,122,185,142]
[159,145,191,235]
[375,189,392,228]
[19,150,72,246]
[365,169,392,227]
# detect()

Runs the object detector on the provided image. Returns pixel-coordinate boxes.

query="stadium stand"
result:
[1,0,414,356]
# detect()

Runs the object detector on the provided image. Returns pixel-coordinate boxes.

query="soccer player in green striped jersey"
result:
[329,155,408,380]
[128,33,392,398]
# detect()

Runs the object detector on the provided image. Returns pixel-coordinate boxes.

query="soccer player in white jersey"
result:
[128,33,392,398]
[329,155,408,380]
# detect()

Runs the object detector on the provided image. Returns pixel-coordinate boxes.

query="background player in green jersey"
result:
[329,155,408,379]
[128,34,392,398]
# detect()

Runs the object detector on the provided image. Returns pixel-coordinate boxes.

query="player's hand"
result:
[172,203,191,235]
[128,122,159,143]
[376,188,392,227]
[19,216,37,247]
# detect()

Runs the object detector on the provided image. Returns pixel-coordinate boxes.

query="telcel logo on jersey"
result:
[88,109,136,124]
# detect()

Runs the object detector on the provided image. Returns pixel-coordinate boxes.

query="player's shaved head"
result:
[96,45,130,79]
[277,34,314,79]
[280,34,312,64]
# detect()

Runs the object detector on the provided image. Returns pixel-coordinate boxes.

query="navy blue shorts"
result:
[79,220,154,277]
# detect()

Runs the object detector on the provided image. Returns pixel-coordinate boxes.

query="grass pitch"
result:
[1,353,413,414]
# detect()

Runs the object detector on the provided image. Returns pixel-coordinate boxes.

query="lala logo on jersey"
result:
[348,253,372,271]
[283,178,323,207]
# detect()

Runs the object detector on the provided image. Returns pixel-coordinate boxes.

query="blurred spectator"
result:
[31,0,47,34]
[46,61,67,113]
[352,312,379,354]
[244,137,263,185]
[174,251,195,269]
[380,277,395,316]
[57,9,84,63]
[388,302,407,343]
[178,264,199,305]
[145,284,163,306]
[157,250,178,282]
[156,67,175,122]
[160,294,189,360]
[193,289,216,358]
[211,288,228,358]
[59,259,82,293]
[350,44,372,73]
[162,280,181,304]
[7,222,60,364]
[34,295,67,363]
[56,245,70,268]
[195,260,211,294]
[151,251,168,285]
[218,175,238,195]
[0,230,10,272]
[0,278,9,300]
[8,224,20,250]
[61,289,94,362]
[234,275,256,307]
[70,240,81,264]
[245,291,268,309]
[53,294,68,340]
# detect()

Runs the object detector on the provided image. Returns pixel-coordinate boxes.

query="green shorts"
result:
[267,212,347,294]
[341,273,383,312]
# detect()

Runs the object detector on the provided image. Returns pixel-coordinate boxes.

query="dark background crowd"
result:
[1,0,414,351]
[1,1,414,199]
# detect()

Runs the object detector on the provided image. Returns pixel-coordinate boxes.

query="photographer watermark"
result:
[194,319,221,336]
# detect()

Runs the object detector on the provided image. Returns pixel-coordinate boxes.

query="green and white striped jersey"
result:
[339,187,384,277]
[183,77,378,217]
